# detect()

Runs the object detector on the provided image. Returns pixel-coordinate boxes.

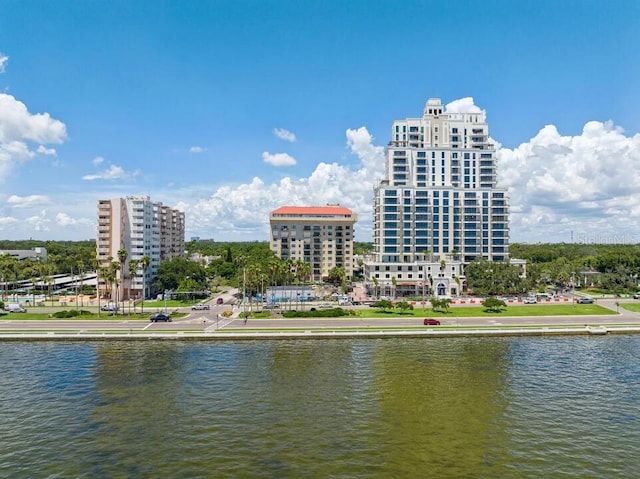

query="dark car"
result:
[216,297,224,305]
[577,297,594,304]
[423,318,441,326]
[150,313,172,322]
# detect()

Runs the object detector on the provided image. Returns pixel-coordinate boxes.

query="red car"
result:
[423,318,441,326]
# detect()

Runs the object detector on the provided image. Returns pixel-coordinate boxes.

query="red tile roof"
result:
[271,205,354,216]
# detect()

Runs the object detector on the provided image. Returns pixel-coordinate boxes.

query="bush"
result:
[282,308,348,318]
[52,309,93,318]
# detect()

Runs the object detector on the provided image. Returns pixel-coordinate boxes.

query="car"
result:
[633,293,640,299]
[101,303,118,312]
[423,318,441,326]
[150,313,172,322]
[523,297,537,304]
[191,303,210,310]
[4,303,26,313]
[263,303,280,309]
[577,297,594,304]
[216,297,224,305]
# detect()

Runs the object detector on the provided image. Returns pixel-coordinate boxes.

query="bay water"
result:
[1,336,639,478]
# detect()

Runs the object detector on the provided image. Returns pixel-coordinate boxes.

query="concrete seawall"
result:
[2,325,640,341]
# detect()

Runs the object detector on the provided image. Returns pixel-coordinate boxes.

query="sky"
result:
[1,0,639,245]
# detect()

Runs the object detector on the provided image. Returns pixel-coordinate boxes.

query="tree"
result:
[327,266,346,286]
[483,296,507,313]
[395,301,414,314]
[430,297,451,313]
[128,259,139,314]
[391,276,397,299]
[372,276,379,299]
[140,255,151,313]
[374,299,393,312]
[117,248,128,313]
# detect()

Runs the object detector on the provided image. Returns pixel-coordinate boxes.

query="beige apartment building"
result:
[97,196,185,300]
[269,205,357,282]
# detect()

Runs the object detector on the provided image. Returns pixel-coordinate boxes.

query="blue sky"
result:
[1,0,639,244]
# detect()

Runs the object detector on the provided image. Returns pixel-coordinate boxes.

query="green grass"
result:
[354,304,613,318]
[142,299,208,308]
[621,303,640,313]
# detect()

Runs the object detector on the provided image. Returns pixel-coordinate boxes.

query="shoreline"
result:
[2,324,640,341]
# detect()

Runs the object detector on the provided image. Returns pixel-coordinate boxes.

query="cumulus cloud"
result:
[273,128,297,143]
[445,97,484,114]
[55,212,92,227]
[25,210,50,232]
[262,152,297,167]
[36,145,57,156]
[82,164,126,181]
[0,216,18,228]
[0,53,8,73]
[180,127,385,239]
[92,156,105,165]
[7,194,51,208]
[0,93,67,180]
[497,120,640,242]
[189,146,205,153]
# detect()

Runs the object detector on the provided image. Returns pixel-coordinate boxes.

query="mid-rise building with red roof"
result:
[269,205,357,282]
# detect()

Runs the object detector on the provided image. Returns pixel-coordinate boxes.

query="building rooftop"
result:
[271,205,354,216]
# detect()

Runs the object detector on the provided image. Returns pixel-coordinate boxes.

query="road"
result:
[1,298,639,333]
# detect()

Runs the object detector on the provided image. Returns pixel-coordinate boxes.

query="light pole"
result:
[164,289,168,313]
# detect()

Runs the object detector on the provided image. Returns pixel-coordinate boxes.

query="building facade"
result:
[96,196,185,300]
[269,205,357,282]
[366,98,510,297]
[0,247,47,263]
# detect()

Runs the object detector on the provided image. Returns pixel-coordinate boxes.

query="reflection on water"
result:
[0,336,639,478]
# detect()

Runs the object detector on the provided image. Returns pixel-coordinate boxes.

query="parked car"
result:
[523,297,537,304]
[191,303,210,310]
[4,303,26,313]
[633,293,640,299]
[577,297,594,304]
[423,318,441,326]
[263,303,280,309]
[216,297,224,304]
[101,303,119,312]
[150,313,172,322]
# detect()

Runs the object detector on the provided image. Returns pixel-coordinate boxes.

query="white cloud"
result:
[0,216,18,228]
[0,93,67,180]
[82,164,127,181]
[7,194,51,208]
[36,145,57,156]
[445,97,484,114]
[189,146,205,153]
[180,127,384,240]
[25,210,50,232]
[273,128,297,143]
[497,120,640,242]
[92,156,105,165]
[262,152,297,167]
[55,212,92,227]
[0,53,8,73]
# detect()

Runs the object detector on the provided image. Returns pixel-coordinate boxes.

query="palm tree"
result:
[92,258,102,316]
[391,276,397,300]
[373,276,379,299]
[141,255,151,314]
[117,248,128,313]
[128,259,140,315]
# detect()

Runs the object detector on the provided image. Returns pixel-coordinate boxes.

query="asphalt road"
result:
[1,299,639,333]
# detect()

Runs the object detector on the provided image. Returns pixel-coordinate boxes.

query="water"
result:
[1,336,639,478]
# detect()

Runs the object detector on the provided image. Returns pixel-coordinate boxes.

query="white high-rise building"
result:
[367,98,510,297]
[96,196,185,300]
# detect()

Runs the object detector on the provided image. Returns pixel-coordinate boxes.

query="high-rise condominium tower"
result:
[373,98,509,264]
[96,196,185,300]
